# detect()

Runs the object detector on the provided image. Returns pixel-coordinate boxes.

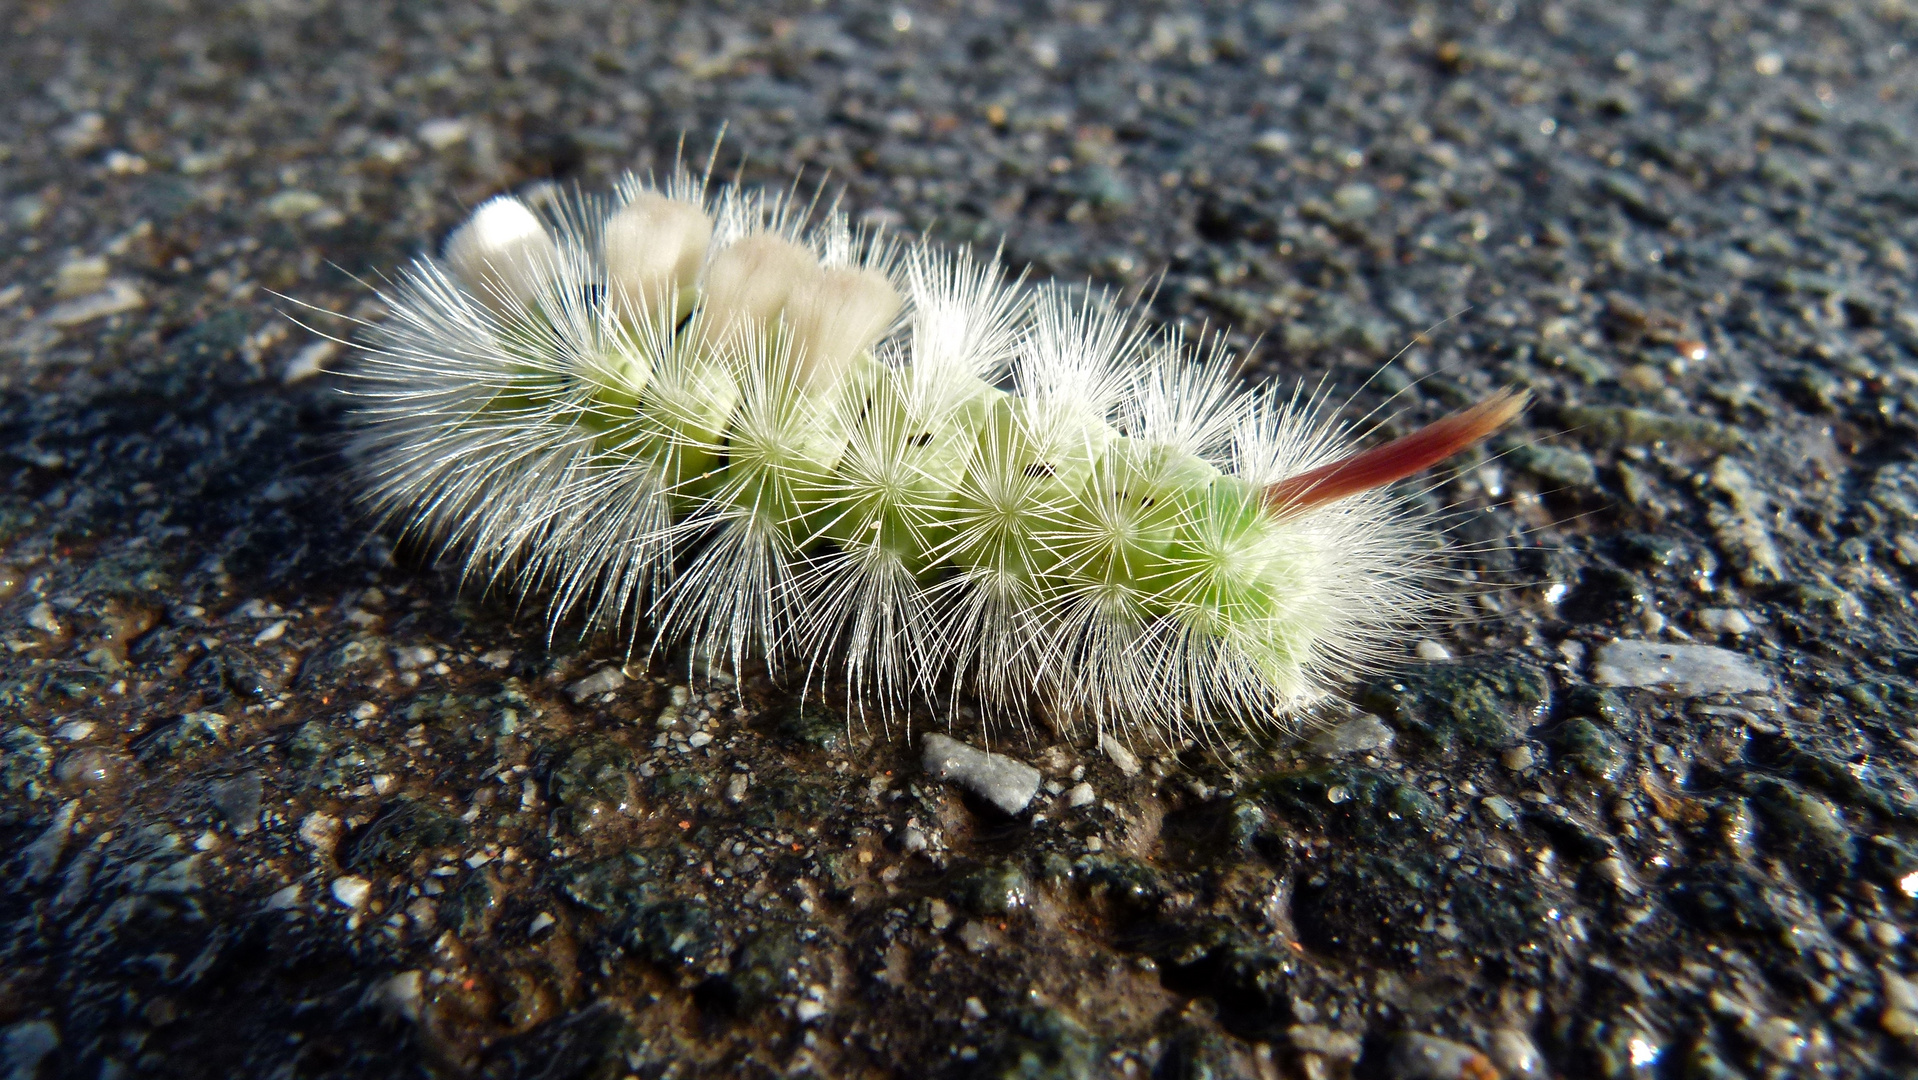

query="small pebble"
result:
[53,255,110,299]
[264,189,326,220]
[528,912,556,935]
[0,1020,61,1080]
[26,603,61,635]
[1099,733,1141,776]
[266,885,302,910]
[44,279,145,327]
[1288,1024,1362,1060]
[1308,714,1395,756]
[1489,1027,1544,1076]
[956,920,993,952]
[417,117,471,150]
[1480,795,1517,824]
[567,665,627,701]
[55,748,123,790]
[1501,745,1536,771]
[53,721,96,741]
[922,734,1042,815]
[1389,1033,1498,1080]
[1414,639,1453,660]
[365,971,423,1022]
[1882,967,1918,1040]
[207,771,263,835]
[1592,640,1771,695]
[330,876,372,909]
[1252,130,1293,154]
[281,340,341,384]
[1065,781,1095,808]
[299,812,341,854]
[1694,607,1754,635]
[21,802,78,885]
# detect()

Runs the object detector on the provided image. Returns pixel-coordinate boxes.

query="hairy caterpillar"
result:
[344,168,1523,742]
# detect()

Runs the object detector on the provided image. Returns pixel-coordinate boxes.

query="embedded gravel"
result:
[3,1,1918,1078]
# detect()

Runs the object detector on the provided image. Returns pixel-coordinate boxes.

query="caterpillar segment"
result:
[348,174,1524,740]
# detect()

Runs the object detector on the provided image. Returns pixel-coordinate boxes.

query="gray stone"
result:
[1,1020,59,1080]
[207,771,263,835]
[1308,713,1395,756]
[922,734,1042,815]
[1591,641,1772,696]
[566,666,627,702]
[1388,1033,1498,1080]
[19,801,77,885]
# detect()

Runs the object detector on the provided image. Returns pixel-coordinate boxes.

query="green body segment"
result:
[497,333,1312,667]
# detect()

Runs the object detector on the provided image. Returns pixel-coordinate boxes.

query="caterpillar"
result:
[343,168,1524,743]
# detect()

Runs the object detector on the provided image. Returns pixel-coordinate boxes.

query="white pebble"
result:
[282,340,341,384]
[1389,1033,1497,1080]
[330,876,372,909]
[1308,714,1395,757]
[45,279,144,327]
[264,190,326,220]
[1695,607,1754,635]
[923,734,1042,815]
[1252,129,1293,155]
[1489,1027,1545,1076]
[1414,639,1453,660]
[1592,640,1771,695]
[795,999,828,1023]
[266,885,303,909]
[53,255,110,299]
[25,603,62,635]
[1065,782,1096,808]
[528,912,556,935]
[298,812,341,854]
[417,118,471,151]
[1099,733,1141,776]
[567,665,627,701]
[1501,745,1536,771]
[365,971,423,1022]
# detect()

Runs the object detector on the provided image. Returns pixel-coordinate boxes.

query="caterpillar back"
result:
[346,169,1523,743]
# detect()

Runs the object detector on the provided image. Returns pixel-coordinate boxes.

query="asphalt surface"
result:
[2,1,1918,1077]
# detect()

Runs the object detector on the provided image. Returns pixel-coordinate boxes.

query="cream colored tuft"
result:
[603,192,712,319]
[441,196,556,310]
[696,234,818,351]
[782,266,902,393]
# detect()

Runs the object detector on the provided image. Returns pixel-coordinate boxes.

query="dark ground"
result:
[3,0,1918,1077]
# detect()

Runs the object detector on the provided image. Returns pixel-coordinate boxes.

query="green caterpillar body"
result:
[352,176,1434,737]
